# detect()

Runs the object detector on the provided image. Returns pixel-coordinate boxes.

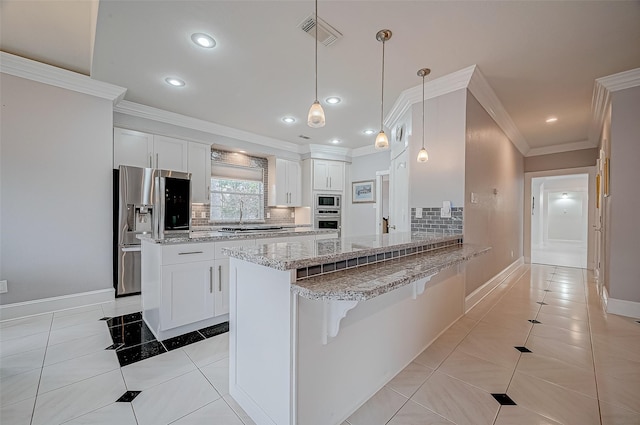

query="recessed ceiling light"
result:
[191,33,216,48]
[282,116,296,124]
[546,117,558,123]
[325,96,341,105]
[165,77,185,87]
[363,129,375,135]
[331,139,341,144]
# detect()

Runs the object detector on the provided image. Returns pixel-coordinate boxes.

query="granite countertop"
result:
[292,244,490,301]
[223,232,462,270]
[138,226,337,245]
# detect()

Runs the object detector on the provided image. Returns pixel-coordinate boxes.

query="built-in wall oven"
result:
[314,194,341,233]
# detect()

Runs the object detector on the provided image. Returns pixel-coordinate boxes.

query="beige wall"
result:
[607,85,640,303]
[524,148,598,173]
[0,74,114,304]
[464,92,524,296]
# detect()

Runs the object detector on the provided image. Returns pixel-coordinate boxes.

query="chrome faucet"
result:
[239,200,244,224]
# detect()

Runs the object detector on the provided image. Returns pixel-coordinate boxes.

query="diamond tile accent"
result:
[116,391,141,402]
[536,302,548,305]
[491,393,517,405]
[514,346,532,353]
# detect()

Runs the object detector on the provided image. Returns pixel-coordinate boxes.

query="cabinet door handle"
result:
[207,185,210,201]
[149,154,153,168]
[156,153,159,168]
[329,177,332,188]
[209,267,213,293]
[218,265,222,292]
[178,251,203,255]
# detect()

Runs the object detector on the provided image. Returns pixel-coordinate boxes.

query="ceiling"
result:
[2,1,640,154]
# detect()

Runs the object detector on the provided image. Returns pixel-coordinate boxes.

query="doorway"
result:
[530,174,589,268]
[375,171,390,235]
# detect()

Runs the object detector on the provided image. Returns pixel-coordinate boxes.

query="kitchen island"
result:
[224,233,489,425]
[138,227,338,341]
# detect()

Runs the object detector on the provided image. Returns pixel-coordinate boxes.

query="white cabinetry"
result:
[113,128,188,172]
[160,261,215,330]
[188,142,212,203]
[268,158,301,207]
[312,160,344,192]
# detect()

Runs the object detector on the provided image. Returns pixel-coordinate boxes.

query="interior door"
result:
[389,149,409,233]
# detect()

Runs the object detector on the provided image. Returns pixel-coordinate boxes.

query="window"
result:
[210,164,264,222]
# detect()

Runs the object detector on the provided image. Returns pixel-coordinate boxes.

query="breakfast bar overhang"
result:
[224,233,489,425]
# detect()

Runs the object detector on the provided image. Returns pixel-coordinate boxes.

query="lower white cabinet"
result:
[160,261,216,330]
[214,259,230,316]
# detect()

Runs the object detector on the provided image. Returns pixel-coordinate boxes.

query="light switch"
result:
[266,212,271,219]
[471,192,479,204]
[415,207,422,217]
[441,201,452,218]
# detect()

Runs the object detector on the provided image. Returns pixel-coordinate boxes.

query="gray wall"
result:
[346,151,390,237]
[608,85,640,302]
[1,74,114,304]
[464,92,524,296]
[524,148,598,173]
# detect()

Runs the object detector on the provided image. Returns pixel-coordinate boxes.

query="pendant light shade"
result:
[374,29,392,150]
[308,100,325,127]
[416,67,431,163]
[307,0,325,128]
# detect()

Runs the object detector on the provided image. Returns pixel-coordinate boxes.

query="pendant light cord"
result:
[380,39,385,131]
[314,0,318,102]
[422,74,425,149]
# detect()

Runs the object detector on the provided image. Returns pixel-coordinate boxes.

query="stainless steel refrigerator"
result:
[113,165,192,296]
[113,166,156,296]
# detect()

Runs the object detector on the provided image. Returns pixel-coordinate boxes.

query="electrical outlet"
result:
[0,280,7,294]
[200,212,206,218]
[291,211,295,218]
[266,212,271,218]
[191,211,196,218]
[511,250,514,258]
[416,207,422,217]
[471,192,479,204]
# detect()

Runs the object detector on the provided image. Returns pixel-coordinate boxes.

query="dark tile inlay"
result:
[116,340,167,367]
[106,312,143,328]
[109,320,156,348]
[163,331,205,351]
[543,289,552,292]
[116,391,142,402]
[99,317,110,321]
[528,319,541,324]
[536,302,548,305]
[199,322,229,338]
[514,346,532,353]
[491,393,517,405]
[105,343,125,350]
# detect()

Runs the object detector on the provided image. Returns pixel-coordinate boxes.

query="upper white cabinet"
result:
[113,128,188,172]
[153,135,188,172]
[313,160,344,192]
[113,128,153,169]
[188,142,212,203]
[268,157,301,207]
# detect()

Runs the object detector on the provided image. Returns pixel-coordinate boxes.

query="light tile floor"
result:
[1,264,639,425]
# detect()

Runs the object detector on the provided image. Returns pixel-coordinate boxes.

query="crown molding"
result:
[384,64,530,156]
[114,100,301,153]
[526,140,596,157]
[467,66,530,156]
[589,67,640,146]
[299,144,352,162]
[351,144,381,158]
[0,51,126,103]
[385,65,475,129]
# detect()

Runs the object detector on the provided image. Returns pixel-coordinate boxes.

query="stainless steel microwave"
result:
[316,194,341,209]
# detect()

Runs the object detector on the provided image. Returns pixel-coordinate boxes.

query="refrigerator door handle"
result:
[121,246,142,252]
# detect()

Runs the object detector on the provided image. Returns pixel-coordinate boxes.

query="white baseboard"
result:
[605,294,640,319]
[0,288,115,321]
[465,257,525,312]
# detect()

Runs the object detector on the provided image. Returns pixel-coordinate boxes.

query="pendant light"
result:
[374,29,392,150]
[307,0,325,128]
[416,68,431,162]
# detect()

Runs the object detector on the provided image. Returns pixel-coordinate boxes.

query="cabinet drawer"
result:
[162,243,216,265]
[214,239,256,259]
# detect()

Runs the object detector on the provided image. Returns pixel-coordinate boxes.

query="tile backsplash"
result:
[191,148,295,227]
[411,207,463,234]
